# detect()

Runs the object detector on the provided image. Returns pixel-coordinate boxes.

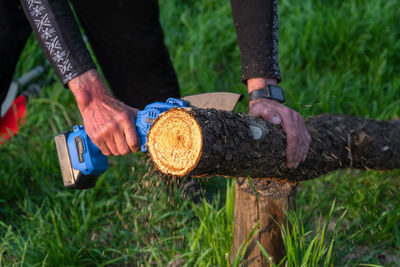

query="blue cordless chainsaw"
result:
[54,92,242,189]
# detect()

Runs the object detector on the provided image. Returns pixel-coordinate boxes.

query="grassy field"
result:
[1,0,400,265]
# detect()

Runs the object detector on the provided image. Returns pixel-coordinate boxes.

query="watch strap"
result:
[248,85,285,103]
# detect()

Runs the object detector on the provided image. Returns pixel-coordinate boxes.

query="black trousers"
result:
[0,0,180,110]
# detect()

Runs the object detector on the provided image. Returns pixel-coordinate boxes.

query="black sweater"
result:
[20,0,281,86]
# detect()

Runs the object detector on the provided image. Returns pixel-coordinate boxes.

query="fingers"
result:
[90,124,121,156]
[283,112,300,168]
[281,110,311,168]
[249,100,282,124]
[87,111,139,156]
[249,99,311,169]
[299,117,311,162]
[93,126,133,156]
[113,129,131,155]
[96,140,112,156]
[120,109,140,153]
[124,122,140,152]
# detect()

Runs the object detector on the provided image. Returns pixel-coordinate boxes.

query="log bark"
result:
[147,107,400,181]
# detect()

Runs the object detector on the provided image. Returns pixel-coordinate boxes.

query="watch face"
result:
[268,85,285,103]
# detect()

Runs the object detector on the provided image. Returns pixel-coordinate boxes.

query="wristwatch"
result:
[248,85,285,103]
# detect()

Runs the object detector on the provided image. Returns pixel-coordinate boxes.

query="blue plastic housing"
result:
[68,125,108,175]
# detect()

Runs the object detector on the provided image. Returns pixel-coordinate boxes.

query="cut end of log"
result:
[147,108,203,176]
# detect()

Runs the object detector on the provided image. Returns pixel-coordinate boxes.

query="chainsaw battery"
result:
[54,125,108,189]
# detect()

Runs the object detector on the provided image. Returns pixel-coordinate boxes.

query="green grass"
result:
[1,0,400,265]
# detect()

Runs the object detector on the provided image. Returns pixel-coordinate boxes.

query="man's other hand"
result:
[69,69,140,156]
[247,78,311,168]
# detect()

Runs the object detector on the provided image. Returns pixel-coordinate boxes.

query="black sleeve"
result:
[230,0,282,83]
[20,0,96,86]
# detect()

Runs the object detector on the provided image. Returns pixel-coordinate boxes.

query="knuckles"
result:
[117,110,132,123]
[88,130,102,145]
[90,128,108,143]
[106,121,118,132]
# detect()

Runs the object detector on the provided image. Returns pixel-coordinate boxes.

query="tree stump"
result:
[231,179,296,266]
[146,107,400,265]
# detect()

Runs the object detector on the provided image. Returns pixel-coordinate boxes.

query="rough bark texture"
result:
[148,107,400,181]
[231,179,296,266]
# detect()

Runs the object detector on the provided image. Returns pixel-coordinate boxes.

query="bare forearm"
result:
[68,69,110,108]
[247,77,278,93]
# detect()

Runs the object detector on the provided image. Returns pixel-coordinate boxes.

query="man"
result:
[1,0,310,168]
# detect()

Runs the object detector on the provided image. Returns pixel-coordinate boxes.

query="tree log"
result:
[147,107,400,181]
[147,107,400,265]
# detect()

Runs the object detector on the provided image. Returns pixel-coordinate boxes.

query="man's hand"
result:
[69,70,140,156]
[248,78,311,168]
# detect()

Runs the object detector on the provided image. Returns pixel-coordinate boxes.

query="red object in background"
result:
[0,95,27,144]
